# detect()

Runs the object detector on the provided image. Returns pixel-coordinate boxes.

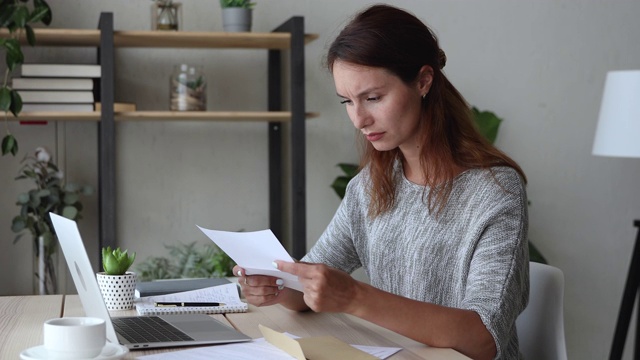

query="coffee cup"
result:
[43,317,106,359]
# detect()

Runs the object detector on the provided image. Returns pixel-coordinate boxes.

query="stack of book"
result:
[13,63,101,112]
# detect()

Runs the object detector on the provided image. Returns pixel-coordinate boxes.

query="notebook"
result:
[49,213,252,350]
[135,277,231,298]
[135,283,248,315]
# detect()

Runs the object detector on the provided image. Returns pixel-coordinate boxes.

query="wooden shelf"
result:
[0,28,318,49]
[11,111,319,122]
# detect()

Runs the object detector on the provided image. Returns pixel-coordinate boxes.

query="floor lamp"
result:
[592,70,640,360]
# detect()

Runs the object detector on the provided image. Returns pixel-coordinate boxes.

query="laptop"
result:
[50,213,252,350]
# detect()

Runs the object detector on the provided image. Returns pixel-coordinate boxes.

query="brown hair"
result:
[327,4,526,216]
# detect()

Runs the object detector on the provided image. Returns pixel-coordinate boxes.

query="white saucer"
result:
[20,342,129,360]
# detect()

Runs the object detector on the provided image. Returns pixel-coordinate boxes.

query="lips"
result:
[365,132,384,141]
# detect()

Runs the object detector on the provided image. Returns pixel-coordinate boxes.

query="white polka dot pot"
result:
[96,272,137,310]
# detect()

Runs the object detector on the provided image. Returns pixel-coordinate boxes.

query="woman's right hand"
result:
[233,265,286,307]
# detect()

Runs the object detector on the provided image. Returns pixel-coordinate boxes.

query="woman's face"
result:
[333,60,432,154]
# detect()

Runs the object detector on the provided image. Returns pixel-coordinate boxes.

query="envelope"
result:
[259,324,377,360]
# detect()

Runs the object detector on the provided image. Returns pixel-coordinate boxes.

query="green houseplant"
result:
[331,107,547,264]
[220,0,255,32]
[97,246,138,310]
[11,147,93,294]
[135,241,236,282]
[1,0,52,157]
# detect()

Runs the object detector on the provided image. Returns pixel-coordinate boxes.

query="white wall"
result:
[1,1,639,358]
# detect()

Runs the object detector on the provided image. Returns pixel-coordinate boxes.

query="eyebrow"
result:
[336,86,385,99]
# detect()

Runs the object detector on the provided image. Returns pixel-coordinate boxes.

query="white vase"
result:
[222,8,252,32]
[96,272,137,310]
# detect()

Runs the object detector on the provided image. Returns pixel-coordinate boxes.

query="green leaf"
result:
[4,38,24,71]
[61,206,78,219]
[11,216,26,233]
[0,87,11,111]
[17,192,29,204]
[82,185,94,195]
[13,5,29,28]
[63,192,79,205]
[64,183,80,192]
[2,134,18,156]
[33,0,52,25]
[529,242,548,264]
[24,23,35,46]
[338,163,359,177]
[331,176,351,199]
[472,107,502,144]
[0,4,16,27]
[102,246,136,275]
[9,89,22,116]
[36,189,51,198]
[13,233,25,245]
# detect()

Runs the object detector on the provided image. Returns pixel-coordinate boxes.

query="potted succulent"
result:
[220,0,255,32]
[96,246,137,310]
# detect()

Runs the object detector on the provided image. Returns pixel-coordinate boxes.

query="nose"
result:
[349,104,371,130]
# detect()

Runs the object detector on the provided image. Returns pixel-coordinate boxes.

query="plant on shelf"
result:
[135,241,236,282]
[0,0,52,157]
[220,0,255,8]
[97,246,138,310]
[219,0,255,32]
[330,107,548,264]
[11,147,93,295]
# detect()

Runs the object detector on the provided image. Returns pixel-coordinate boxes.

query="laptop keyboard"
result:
[112,316,194,343]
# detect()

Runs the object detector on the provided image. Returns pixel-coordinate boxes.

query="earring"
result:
[422,94,426,100]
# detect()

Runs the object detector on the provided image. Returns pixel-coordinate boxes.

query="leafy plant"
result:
[219,0,255,9]
[1,0,52,156]
[330,107,548,264]
[10,146,93,294]
[102,246,136,275]
[135,242,236,282]
[330,163,359,199]
[11,147,93,244]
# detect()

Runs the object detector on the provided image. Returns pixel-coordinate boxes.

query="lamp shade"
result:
[592,70,640,158]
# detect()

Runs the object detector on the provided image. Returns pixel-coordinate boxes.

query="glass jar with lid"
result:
[170,64,206,111]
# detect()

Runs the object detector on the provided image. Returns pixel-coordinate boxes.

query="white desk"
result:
[0,295,470,359]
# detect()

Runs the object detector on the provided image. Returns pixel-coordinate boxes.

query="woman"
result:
[234,4,529,360]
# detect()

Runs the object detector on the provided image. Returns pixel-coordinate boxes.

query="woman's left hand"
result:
[273,260,361,313]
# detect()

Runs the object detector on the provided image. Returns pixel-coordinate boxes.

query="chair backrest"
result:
[516,262,568,360]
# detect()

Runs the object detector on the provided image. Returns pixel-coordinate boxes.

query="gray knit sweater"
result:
[303,164,529,359]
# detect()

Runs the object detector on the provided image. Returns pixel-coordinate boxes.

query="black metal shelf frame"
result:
[96,13,308,264]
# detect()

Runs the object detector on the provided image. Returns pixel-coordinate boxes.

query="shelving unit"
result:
[3,13,316,261]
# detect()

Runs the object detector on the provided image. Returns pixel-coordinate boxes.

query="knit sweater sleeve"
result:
[458,169,529,360]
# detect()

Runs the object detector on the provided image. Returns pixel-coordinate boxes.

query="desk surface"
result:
[0,295,469,360]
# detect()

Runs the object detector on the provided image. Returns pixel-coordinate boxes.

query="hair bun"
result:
[438,49,447,69]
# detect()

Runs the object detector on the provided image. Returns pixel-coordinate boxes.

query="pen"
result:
[154,302,226,307]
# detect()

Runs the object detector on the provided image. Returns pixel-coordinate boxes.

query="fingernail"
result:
[276,279,284,286]
[272,261,279,269]
[237,270,242,277]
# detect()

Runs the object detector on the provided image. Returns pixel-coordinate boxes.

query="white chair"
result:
[516,262,568,360]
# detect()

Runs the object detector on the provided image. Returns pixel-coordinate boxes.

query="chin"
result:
[371,142,396,152]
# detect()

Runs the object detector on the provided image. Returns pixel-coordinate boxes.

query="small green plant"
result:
[135,242,236,281]
[219,0,255,9]
[102,246,136,275]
